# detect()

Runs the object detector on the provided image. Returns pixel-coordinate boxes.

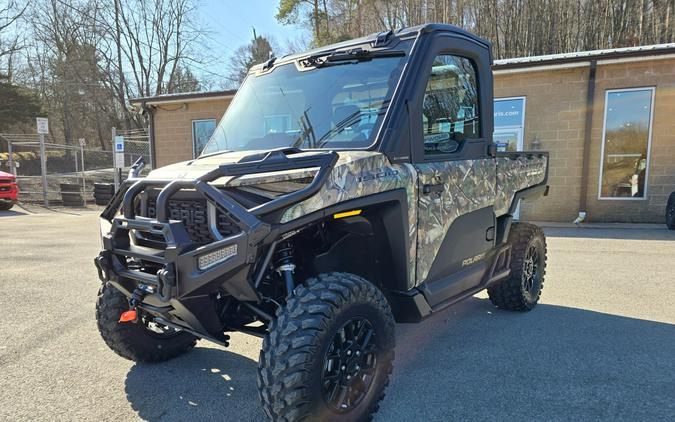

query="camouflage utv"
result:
[95,24,549,421]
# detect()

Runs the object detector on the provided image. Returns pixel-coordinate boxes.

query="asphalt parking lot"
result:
[1,207,674,421]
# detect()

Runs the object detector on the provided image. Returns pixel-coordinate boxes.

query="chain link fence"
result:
[0,128,152,206]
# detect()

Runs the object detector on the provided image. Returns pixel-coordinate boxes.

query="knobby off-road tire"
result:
[96,282,196,362]
[488,222,547,311]
[258,273,395,422]
[666,192,675,230]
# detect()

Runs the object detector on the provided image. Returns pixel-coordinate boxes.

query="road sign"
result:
[114,136,125,152]
[36,117,49,134]
[79,138,86,147]
[115,152,125,168]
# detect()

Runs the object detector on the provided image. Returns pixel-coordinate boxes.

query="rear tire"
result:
[488,222,547,311]
[258,272,395,421]
[666,192,675,230]
[96,283,197,362]
[0,202,13,211]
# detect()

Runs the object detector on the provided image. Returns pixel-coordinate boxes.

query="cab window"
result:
[422,55,480,156]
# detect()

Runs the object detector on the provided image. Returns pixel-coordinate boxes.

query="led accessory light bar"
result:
[198,244,238,270]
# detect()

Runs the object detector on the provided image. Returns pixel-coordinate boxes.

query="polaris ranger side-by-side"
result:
[95,24,549,421]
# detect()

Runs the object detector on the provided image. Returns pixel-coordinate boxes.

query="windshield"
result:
[202,44,410,155]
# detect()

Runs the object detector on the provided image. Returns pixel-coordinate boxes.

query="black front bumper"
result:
[95,148,338,305]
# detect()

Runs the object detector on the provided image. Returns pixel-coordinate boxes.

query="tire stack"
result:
[94,183,115,206]
[60,183,84,207]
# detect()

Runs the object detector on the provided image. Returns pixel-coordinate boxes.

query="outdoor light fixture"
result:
[198,244,238,270]
[531,137,541,150]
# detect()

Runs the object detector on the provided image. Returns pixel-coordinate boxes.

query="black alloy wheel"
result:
[322,317,378,412]
[522,243,542,297]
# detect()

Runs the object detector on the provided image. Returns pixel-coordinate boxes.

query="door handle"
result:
[422,184,445,195]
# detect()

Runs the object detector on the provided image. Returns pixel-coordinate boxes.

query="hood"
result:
[147,150,384,187]
[0,171,15,180]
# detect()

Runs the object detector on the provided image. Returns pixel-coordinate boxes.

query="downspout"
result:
[575,59,597,225]
[142,103,157,169]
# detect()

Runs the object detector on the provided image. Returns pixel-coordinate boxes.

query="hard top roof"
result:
[258,23,491,70]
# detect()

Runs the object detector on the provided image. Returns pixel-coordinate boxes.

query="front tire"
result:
[488,222,547,311]
[0,201,14,211]
[666,192,675,230]
[96,283,197,362]
[258,272,395,421]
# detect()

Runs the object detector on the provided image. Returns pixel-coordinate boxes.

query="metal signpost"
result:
[36,117,49,206]
[79,138,87,206]
[112,127,125,190]
[114,133,125,189]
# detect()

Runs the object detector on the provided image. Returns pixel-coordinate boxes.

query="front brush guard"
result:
[96,148,338,303]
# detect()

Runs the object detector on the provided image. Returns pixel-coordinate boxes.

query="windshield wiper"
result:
[300,48,405,68]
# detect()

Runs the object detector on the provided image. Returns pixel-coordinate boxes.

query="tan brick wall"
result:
[494,66,589,222]
[150,59,675,223]
[585,59,675,223]
[152,98,232,167]
[494,58,675,223]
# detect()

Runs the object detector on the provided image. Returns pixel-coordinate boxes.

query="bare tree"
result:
[0,0,29,80]
[276,0,675,58]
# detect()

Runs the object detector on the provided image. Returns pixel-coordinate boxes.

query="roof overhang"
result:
[493,43,675,72]
[129,90,237,106]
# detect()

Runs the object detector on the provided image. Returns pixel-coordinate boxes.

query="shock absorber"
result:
[274,241,296,297]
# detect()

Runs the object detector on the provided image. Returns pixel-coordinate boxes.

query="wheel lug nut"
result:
[346,375,351,380]
[341,365,346,370]
[356,365,360,370]
[355,351,360,356]
[346,351,351,356]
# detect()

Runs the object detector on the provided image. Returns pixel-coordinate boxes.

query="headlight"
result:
[198,244,238,270]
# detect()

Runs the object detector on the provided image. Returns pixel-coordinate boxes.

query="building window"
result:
[192,119,217,158]
[599,88,654,199]
[264,114,293,134]
[422,55,480,156]
[494,97,526,152]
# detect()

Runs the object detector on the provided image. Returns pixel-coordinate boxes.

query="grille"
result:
[145,198,238,244]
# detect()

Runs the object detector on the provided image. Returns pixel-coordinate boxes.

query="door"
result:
[412,52,497,298]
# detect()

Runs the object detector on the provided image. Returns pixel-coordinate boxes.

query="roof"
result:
[267,23,491,70]
[129,89,237,106]
[493,43,675,69]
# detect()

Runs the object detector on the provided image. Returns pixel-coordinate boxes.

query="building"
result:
[130,44,675,223]
[130,90,236,167]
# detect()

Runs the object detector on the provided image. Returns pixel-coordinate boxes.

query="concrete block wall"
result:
[494,66,589,222]
[146,57,674,224]
[494,57,675,223]
[152,98,232,167]
[586,58,675,223]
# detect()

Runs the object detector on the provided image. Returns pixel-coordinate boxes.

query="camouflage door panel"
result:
[414,159,496,284]
[281,151,419,285]
[494,154,548,216]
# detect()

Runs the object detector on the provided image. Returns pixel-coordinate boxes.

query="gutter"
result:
[493,45,675,71]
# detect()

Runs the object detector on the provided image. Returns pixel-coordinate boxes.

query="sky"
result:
[198,0,308,85]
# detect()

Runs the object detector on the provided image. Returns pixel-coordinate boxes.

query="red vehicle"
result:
[0,171,18,211]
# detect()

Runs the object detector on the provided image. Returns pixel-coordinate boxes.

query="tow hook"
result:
[94,251,113,282]
[119,284,154,324]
